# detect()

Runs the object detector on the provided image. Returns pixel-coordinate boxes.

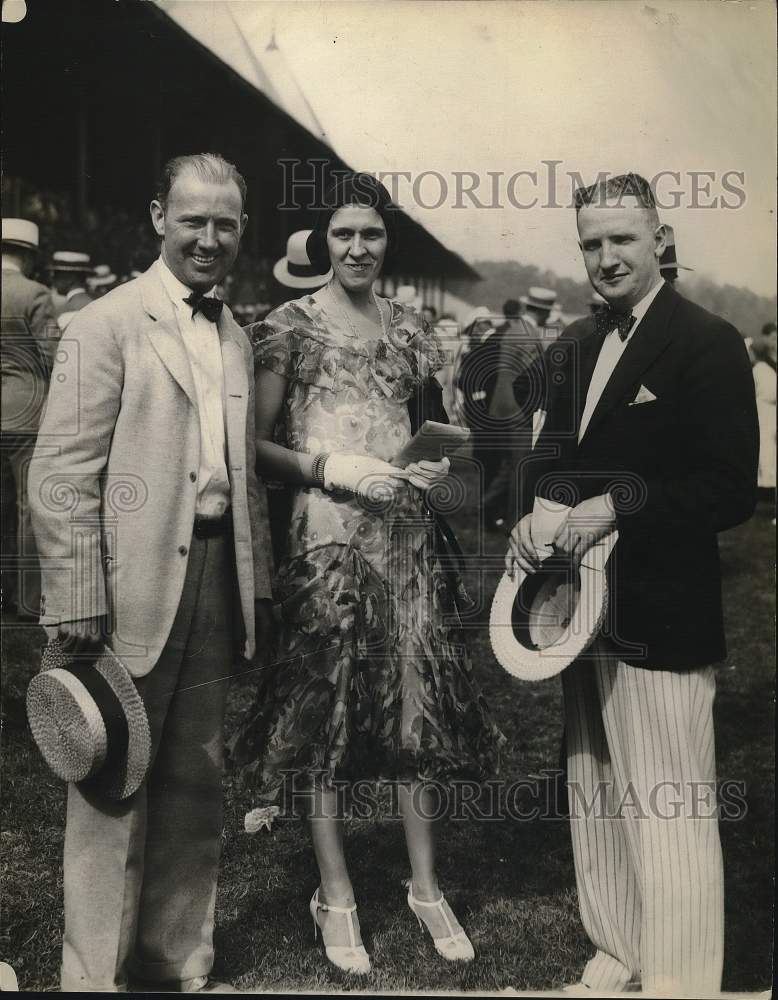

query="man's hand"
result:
[254,598,277,655]
[552,493,616,564]
[505,512,544,579]
[56,616,105,656]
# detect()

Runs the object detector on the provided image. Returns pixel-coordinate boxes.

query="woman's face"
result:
[326,205,387,293]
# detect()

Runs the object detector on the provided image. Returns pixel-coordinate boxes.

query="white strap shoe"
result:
[309,887,371,975]
[406,881,475,962]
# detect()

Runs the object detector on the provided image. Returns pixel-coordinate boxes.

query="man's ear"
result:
[654,222,667,259]
[150,200,165,238]
[239,213,248,238]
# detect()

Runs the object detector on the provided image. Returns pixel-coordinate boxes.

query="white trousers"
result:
[562,641,724,994]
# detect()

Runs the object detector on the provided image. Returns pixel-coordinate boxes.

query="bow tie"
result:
[595,307,635,341]
[183,291,223,323]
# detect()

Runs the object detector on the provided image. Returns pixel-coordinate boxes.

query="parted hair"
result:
[155,153,247,211]
[306,172,399,273]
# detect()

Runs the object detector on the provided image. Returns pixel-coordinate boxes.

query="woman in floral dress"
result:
[230,174,503,974]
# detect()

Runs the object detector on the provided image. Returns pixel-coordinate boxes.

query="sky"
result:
[159,0,776,297]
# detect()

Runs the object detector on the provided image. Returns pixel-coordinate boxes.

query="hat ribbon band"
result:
[67,662,130,772]
[287,260,323,278]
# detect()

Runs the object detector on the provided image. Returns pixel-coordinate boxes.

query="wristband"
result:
[311,451,330,488]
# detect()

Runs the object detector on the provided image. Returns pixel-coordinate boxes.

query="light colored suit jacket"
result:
[29,264,273,676]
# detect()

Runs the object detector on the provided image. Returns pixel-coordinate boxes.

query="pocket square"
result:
[629,384,657,406]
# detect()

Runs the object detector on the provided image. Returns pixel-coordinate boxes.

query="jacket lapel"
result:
[139,267,197,408]
[218,310,248,474]
[580,282,678,442]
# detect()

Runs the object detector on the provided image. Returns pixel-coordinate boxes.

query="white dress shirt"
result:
[155,256,231,518]
[578,279,665,442]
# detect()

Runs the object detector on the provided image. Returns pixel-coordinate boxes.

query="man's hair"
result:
[503,298,521,319]
[155,153,247,212]
[574,173,659,224]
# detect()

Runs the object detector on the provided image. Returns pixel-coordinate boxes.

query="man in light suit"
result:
[507,174,758,994]
[29,153,274,993]
[1,218,58,619]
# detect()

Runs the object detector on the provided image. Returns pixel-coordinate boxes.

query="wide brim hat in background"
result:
[659,224,693,273]
[489,530,618,681]
[273,229,332,289]
[26,638,151,800]
[49,250,92,273]
[2,218,39,252]
[520,286,557,311]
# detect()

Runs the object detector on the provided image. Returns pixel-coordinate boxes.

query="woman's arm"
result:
[254,367,318,485]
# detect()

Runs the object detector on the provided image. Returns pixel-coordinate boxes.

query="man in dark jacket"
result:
[507,174,757,995]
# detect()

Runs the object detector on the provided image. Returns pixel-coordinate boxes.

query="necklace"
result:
[327,281,388,341]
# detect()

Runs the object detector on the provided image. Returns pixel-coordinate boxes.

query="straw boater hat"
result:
[490,502,618,680]
[49,250,92,273]
[659,224,693,275]
[273,229,332,289]
[27,638,151,800]
[89,263,118,288]
[2,218,39,252]
[520,286,557,311]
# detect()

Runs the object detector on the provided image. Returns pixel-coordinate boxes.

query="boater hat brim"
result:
[490,531,617,681]
[272,256,332,290]
[27,639,151,800]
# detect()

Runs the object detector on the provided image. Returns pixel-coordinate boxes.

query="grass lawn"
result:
[1,461,773,994]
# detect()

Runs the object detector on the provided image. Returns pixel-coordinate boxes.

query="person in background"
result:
[454,305,507,527]
[1,218,58,621]
[87,263,118,298]
[657,223,693,287]
[48,250,94,331]
[421,303,437,325]
[753,320,776,506]
[250,229,333,567]
[231,172,503,975]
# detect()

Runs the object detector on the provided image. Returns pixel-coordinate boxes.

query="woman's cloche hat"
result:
[490,500,618,681]
[273,229,332,289]
[26,638,151,800]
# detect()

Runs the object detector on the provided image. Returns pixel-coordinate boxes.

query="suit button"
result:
[178,545,188,556]
[189,471,197,482]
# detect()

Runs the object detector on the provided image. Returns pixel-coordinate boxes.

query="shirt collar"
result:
[65,287,86,301]
[154,256,215,312]
[629,278,665,328]
[1,260,21,273]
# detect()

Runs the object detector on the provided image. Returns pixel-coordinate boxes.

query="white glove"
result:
[323,453,406,499]
[404,456,451,491]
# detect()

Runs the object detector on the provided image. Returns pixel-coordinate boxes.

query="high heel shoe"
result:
[309,887,371,975]
[405,881,475,962]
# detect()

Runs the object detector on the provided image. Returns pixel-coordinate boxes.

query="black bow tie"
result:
[595,307,635,341]
[183,291,223,323]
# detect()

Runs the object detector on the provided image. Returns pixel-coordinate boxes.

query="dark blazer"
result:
[520,282,758,669]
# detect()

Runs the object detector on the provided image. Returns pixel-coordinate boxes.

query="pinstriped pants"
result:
[562,640,724,994]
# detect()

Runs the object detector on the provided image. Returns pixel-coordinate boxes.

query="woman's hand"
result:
[404,456,451,491]
[323,453,407,500]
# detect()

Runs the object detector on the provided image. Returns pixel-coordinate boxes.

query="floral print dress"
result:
[229,294,504,815]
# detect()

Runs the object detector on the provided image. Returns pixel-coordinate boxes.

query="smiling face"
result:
[150,170,247,292]
[577,196,666,310]
[326,205,388,294]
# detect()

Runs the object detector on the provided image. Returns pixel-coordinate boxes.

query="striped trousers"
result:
[562,641,724,994]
